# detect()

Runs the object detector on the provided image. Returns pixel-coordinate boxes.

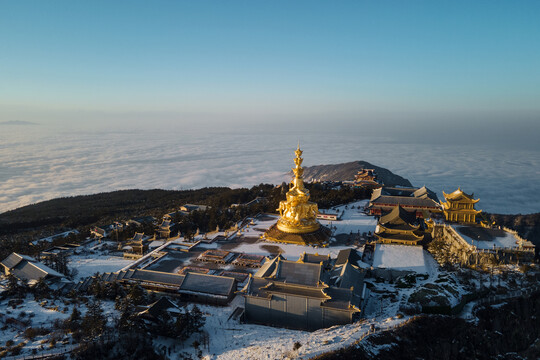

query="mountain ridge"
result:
[301,160,413,187]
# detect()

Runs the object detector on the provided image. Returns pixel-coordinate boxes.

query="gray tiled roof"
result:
[244,277,271,297]
[180,272,236,296]
[12,262,47,281]
[370,195,440,209]
[413,186,439,202]
[332,261,363,290]
[12,262,63,282]
[322,287,361,310]
[1,253,34,269]
[129,269,185,287]
[141,297,181,319]
[380,205,416,223]
[299,253,330,265]
[255,255,285,278]
[375,231,423,242]
[335,249,362,267]
[265,282,329,299]
[2,253,64,282]
[276,260,322,287]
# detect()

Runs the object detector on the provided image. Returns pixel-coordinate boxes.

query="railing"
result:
[473,247,535,254]
[502,227,527,243]
[437,224,534,254]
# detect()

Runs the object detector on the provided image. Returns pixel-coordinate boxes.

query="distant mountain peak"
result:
[0,120,38,126]
[298,160,412,187]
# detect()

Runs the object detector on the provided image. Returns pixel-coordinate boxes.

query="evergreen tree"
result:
[81,299,107,339]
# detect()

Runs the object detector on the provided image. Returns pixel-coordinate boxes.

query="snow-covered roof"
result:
[1,252,35,269]
[1,252,64,282]
[372,244,433,273]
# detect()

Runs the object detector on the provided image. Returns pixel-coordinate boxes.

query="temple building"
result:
[242,250,365,331]
[368,186,442,217]
[264,146,331,245]
[441,188,482,223]
[353,168,381,190]
[157,218,173,239]
[374,206,425,245]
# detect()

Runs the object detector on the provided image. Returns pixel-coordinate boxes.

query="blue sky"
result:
[1,1,539,124]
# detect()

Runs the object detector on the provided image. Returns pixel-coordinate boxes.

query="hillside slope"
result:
[301,161,412,187]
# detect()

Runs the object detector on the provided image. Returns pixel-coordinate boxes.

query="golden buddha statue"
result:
[276,145,320,234]
[264,145,330,244]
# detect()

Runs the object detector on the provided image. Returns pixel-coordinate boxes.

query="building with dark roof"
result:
[123,232,152,259]
[368,186,442,217]
[158,219,173,239]
[136,297,183,324]
[127,216,157,227]
[99,268,237,305]
[179,204,209,213]
[374,206,425,245]
[0,253,67,286]
[90,222,123,239]
[242,249,365,331]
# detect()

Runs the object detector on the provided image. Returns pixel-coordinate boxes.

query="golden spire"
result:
[292,143,306,192]
[275,146,320,234]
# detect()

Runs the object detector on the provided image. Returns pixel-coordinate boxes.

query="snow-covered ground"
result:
[0,297,73,357]
[156,296,409,360]
[69,255,134,280]
[221,200,376,261]
[230,240,356,261]
[372,244,438,275]
[454,226,521,249]
[319,200,377,235]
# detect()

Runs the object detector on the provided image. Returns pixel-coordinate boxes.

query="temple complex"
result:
[374,206,425,245]
[353,168,381,190]
[264,145,331,245]
[441,188,482,223]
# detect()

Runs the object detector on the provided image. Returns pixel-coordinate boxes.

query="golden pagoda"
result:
[264,145,331,245]
[441,188,482,223]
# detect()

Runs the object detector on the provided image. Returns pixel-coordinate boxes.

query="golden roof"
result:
[442,188,479,203]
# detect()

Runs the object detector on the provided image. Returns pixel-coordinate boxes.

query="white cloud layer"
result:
[1,123,539,215]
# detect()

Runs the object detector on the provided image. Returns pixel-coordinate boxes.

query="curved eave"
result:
[375,231,424,241]
[443,189,478,202]
[378,223,419,232]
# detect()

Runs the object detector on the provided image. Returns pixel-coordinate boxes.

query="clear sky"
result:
[1,1,540,129]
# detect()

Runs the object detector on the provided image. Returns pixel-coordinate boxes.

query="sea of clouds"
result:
[1,122,539,215]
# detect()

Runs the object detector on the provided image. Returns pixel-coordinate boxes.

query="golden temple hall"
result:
[264,146,331,245]
[441,188,482,223]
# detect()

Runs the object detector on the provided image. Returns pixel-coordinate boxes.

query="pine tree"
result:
[81,299,107,339]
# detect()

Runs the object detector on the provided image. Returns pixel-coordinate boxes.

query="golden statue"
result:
[264,144,331,246]
[276,145,320,233]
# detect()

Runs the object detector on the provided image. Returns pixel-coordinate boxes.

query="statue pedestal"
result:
[264,223,331,245]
